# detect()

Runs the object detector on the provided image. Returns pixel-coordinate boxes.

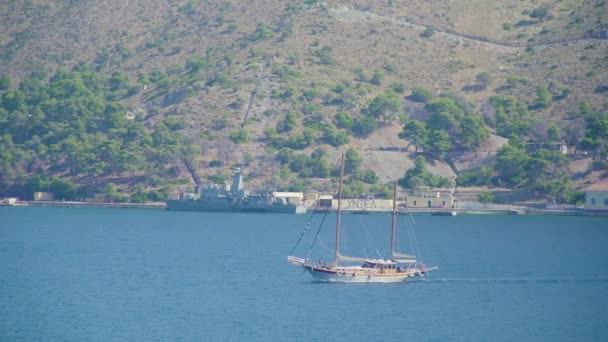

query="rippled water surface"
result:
[1,207,607,341]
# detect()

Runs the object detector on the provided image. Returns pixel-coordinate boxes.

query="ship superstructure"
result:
[166,169,307,214]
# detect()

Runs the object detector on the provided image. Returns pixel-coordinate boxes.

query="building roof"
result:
[273,192,304,198]
[585,178,608,192]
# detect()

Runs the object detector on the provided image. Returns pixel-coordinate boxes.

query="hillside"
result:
[0,0,607,203]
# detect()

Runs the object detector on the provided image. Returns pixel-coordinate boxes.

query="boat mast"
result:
[334,153,345,267]
[390,181,397,260]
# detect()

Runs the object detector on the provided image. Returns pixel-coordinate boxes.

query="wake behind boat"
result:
[287,153,437,283]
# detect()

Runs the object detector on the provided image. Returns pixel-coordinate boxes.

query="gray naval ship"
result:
[166,169,307,214]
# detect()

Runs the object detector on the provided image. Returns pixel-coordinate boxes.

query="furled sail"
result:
[391,251,417,263]
[336,252,370,264]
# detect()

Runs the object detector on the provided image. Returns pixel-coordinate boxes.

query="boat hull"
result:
[166,199,307,214]
[308,270,412,283]
[287,256,436,283]
[304,266,431,283]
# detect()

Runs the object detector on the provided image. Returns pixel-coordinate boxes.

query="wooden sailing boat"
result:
[287,153,438,283]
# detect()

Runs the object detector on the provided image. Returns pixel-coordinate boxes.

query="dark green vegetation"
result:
[399,96,489,158]
[0,1,607,202]
[455,103,608,203]
[0,69,194,200]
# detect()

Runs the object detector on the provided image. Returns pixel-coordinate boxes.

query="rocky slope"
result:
[1,0,607,199]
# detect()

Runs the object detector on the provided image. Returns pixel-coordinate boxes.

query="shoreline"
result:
[19,201,166,209]
[8,201,608,216]
[317,207,607,217]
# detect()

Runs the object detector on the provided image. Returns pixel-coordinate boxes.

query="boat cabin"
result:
[361,260,398,270]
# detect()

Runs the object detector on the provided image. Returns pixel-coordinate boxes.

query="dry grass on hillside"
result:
[1,0,606,192]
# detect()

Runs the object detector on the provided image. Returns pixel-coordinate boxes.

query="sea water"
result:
[1,207,607,341]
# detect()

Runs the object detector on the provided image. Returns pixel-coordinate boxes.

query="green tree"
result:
[579,101,591,116]
[425,97,465,135]
[288,153,311,173]
[533,84,551,109]
[24,175,51,198]
[313,46,336,66]
[580,111,608,156]
[342,180,366,198]
[50,177,77,200]
[410,86,433,103]
[367,89,403,119]
[352,116,378,137]
[250,23,274,42]
[0,74,11,91]
[424,130,452,160]
[103,182,119,201]
[0,68,204,198]
[2,90,26,112]
[460,115,489,150]
[398,155,450,189]
[546,124,561,145]
[311,158,331,178]
[456,166,494,186]
[399,120,428,153]
[335,112,354,130]
[359,170,379,184]
[369,183,393,199]
[229,128,250,144]
[524,149,571,201]
[277,111,298,133]
[495,142,530,186]
[490,95,534,138]
[344,148,363,174]
[478,191,495,204]
[322,125,350,147]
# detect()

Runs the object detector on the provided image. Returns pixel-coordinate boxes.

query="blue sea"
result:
[1,207,607,341]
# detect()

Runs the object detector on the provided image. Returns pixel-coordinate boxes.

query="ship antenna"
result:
[334,152,345,267]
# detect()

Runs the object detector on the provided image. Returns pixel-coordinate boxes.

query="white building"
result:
[585,179,608,211]
[273,192,304,205]
[404,187,454,208]
[33,192,55,201]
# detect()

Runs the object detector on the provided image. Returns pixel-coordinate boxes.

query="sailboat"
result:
[287,153,437,283]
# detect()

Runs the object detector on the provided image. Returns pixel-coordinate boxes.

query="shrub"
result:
[208,174,229,183]
[478,191,495,204]
[529,5,549,20]
[456,167,494,186]
[390,83,405,93]
[398,156,451,188]
[410,86,433,103]
[476,72,492,87]
[229,128,250,144]
[313,46,336,66]
[351,116,378,137]
[370,70,384,85]
[367,90,403,118]
[0,74,11,91]
[335,112,354,130]
[420,27,435,38]
[249,23,273,42]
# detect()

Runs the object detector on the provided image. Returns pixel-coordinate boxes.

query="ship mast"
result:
[334,153,345,267]
[390,181,397,260]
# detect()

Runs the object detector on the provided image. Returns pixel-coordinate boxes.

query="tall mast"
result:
[334,153,345,267]
[390,181,397,260]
